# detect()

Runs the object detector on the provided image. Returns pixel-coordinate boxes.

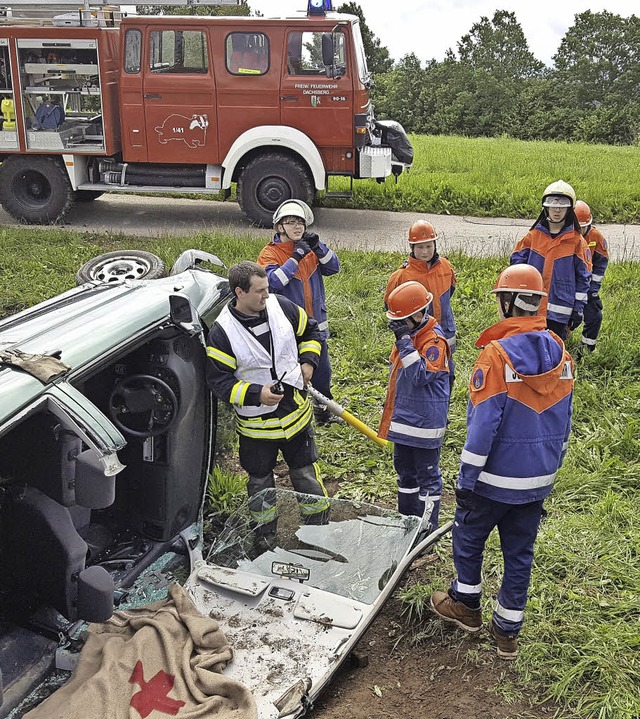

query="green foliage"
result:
[206,465,246,516]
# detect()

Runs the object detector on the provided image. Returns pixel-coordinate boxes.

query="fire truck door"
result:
[280,29,353,151]
[142,28,217,164]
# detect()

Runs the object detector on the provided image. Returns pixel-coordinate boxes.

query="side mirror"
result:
[170,293,194,324]
[322,33,334,68]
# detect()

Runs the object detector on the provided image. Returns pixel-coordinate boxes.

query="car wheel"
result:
[0,155,75,224]
[75,190,104,202]
[237,152,314,227]
[75,250,167,285]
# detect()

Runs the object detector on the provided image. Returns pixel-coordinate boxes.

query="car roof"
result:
[0,270,228,425]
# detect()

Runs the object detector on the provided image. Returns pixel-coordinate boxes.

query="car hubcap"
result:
[90,257,154,282]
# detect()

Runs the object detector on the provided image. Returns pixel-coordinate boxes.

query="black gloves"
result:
[589,294,603,311]
[568,311,584,331]
[455,487,476,511]
[293,240,311,261]
[302,231,320,250]
[389,319,410,340]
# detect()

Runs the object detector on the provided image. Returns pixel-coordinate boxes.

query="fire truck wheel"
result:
[75,250,167,286]
[76,190,104,202]
[0,155,74,224]
[238,152,314,227]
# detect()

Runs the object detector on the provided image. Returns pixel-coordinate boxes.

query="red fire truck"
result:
[0,0,413,226]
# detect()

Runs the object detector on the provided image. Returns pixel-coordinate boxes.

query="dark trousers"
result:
[546,318,567,340]
[312,337,333,400]
[393,444,442,527]
[581,296,603,347]
[451,494,544,636]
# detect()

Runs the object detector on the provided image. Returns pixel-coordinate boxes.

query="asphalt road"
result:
[1,194,639,261]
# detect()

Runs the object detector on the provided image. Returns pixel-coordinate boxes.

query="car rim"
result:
[90,256,155,282]
[256,175,292,213]
[14,170,52,208]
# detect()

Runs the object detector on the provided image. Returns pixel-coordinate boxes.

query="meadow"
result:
[1,223,638,719]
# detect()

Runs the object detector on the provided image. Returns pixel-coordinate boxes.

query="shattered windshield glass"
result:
[205,489,422,605]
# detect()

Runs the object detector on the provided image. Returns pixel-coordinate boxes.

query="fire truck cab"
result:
[0,0,413,226]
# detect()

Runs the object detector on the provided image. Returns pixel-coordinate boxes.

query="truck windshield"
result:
[351,20,371,85]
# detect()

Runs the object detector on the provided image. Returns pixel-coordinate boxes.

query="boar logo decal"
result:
[155,113,209,148]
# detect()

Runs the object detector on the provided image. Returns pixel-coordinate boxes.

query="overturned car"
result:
[0,251,450,719]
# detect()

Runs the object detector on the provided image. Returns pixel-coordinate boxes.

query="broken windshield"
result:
[204,489,422,605]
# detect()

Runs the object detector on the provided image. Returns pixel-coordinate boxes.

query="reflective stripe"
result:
[398,486,420,494]
[478,470,556,490]
[495,601,524,623]
[447,336,456,349]
[251,321,269,336]
[455,579,482,594]
[401,350,421,367]
[575,292,588,301]
[250,505,277,523]
[230,380,251,405]
[206,346,237,369]
[562,441,569,450]
[299,496,331,515]
[274,267,290,286]
[236,401,312,440]
[389,421,446,439]
[419,494,440,501]
[460,449,488,467]
[318,248,335,265]
[592,273,604,282]
[317,320,329,331]
[547,303,572,316]
[581,336,597,346]
[296,306,307,336]
[299,340,321,356]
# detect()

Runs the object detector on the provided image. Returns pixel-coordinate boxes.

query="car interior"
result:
[0,324,213,716]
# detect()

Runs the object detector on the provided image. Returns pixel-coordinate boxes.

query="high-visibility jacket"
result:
[583,226,609,295]
[510,223,591,325]
[379,316,451,449]
[257,233,340,337]
[205,295,322,440]
[385,254,456,348]
[458,315,574,504]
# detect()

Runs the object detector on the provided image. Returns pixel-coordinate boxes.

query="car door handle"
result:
[280,96,298,101]
[144,93,162,99]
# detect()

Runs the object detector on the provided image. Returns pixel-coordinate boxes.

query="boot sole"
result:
[429,597,482,633]
[495,648,518,661]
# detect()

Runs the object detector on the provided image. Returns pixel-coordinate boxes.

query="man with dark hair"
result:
[206,261,329,533]
[430,265,574,660]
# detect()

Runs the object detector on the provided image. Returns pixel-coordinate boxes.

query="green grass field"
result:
[1,223,637,719]
[321,134,640,223]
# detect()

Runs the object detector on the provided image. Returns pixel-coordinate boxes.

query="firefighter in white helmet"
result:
[257,199,341,423]
[510,180,591,340]
[431,265,574,661]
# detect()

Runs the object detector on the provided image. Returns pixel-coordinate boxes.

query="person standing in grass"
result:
[430,265,574,660]
[510,180,591,341]
[378,281,451,530]
[257,199,341,424]
[575,200,609,354]
[384,220,457,353]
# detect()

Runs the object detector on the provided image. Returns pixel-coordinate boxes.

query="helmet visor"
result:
[543,195,572,208]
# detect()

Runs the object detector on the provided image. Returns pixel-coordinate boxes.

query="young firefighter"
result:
[430,265,574,660]
[378,281,451,529]
[384,220,457,352]
[257,199,341,424]
[575,200,609,353]
[205,261,329,534]
[510,180,591,341]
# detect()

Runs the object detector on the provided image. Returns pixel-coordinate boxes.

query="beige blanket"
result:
[26,583,257,719]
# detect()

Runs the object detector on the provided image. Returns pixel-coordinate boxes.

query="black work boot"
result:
[430,590,482,632]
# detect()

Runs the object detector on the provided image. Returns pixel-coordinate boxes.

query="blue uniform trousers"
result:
[450,494,544,635]
[581,295,603,348]
[312,337,333,400]
[393,444,441,528]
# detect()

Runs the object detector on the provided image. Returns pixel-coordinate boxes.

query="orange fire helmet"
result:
[386,281,434,320]
[408,220,438,244]
[491,265,547,296]
[575,200,592,228]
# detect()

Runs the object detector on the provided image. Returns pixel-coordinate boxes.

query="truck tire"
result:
[76,190,104,202]
[75,250,167,285]
[237,152,314,227]
[0,155,74,224]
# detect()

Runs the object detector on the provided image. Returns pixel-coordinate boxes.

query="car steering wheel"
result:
[109,374,178,438]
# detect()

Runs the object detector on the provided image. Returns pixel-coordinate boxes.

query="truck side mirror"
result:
[322,33,334,72]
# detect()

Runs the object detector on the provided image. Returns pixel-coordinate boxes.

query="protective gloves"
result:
[589,293,603,311]
[568,311,584,331]
[388,319,410,340]
[302,231,320,251]
[293,240,311,261]
[455,487,476,511]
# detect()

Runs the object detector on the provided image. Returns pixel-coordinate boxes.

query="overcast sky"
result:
[248,1,639,66]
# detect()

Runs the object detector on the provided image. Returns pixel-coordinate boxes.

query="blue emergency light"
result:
[308,0,333,16]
